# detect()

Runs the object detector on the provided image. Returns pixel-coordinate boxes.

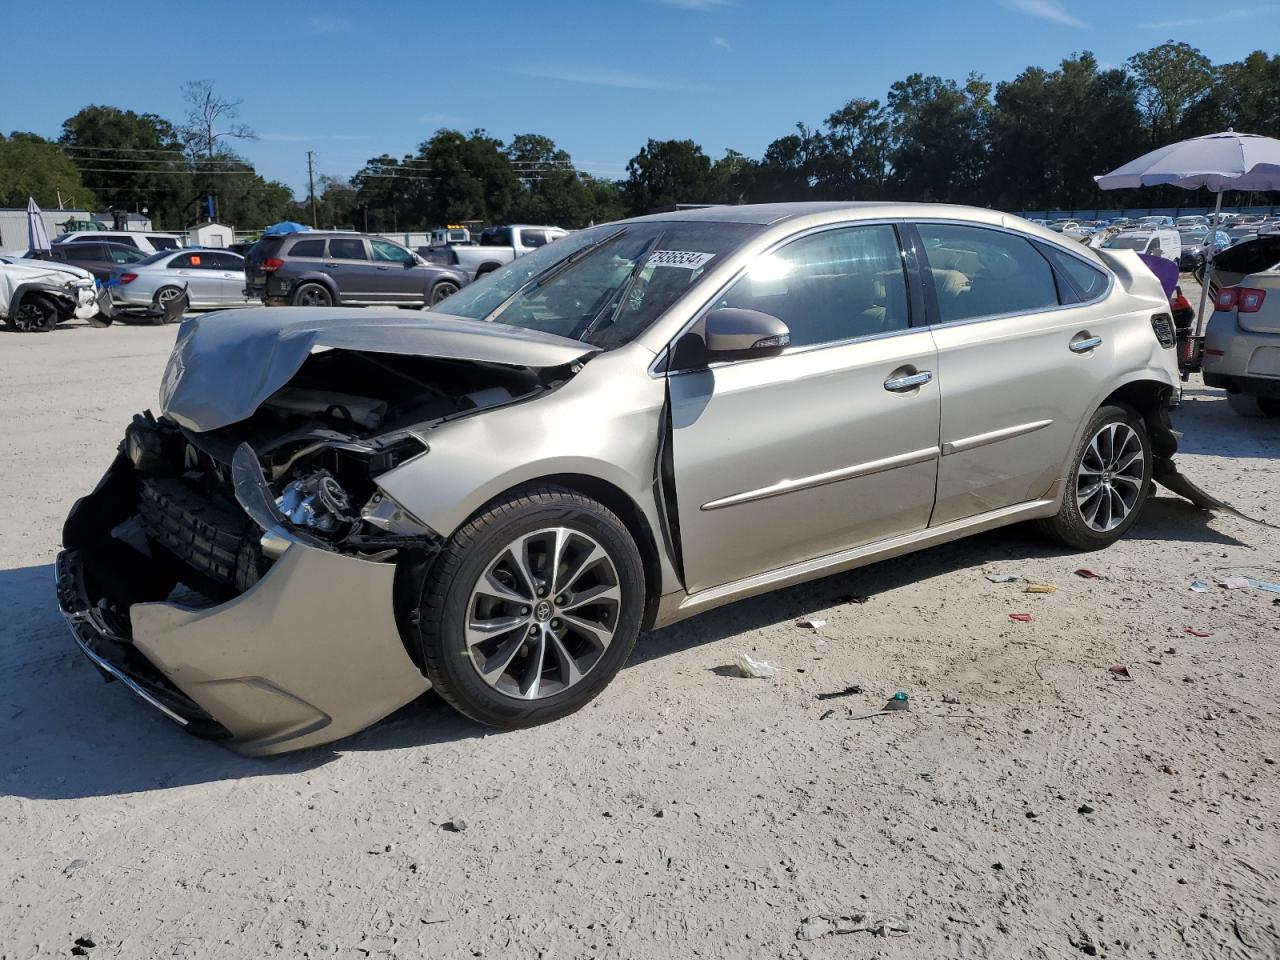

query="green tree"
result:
[1184,51,1280,139]
[623,138,712,214]
[506,133,598,227]
[886,73,990,204]
[60,106,191,227]
[1126,41,1215,142]
[0,133,98,209]
[351,154,418,231]
[817,98,892,199]
[747,125,824,202]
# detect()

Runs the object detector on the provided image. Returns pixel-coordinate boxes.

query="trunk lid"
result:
[159,307,599,432]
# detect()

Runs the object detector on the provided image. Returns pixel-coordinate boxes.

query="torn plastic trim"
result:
[1153,457,1280,530]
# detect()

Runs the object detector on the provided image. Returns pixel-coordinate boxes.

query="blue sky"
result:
[6,0,1277,195]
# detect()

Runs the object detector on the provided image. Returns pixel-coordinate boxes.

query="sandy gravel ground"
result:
[1,316,1277,960]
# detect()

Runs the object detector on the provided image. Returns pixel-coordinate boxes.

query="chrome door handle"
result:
[884,371,933,392]
[376,265,390,270]
[1070,336,1103,353]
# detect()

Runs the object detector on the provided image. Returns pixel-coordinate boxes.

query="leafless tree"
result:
[180,80,257,160]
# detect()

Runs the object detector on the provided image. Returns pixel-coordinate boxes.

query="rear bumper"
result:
[1202,313,1280,395]
[60,454,431,756]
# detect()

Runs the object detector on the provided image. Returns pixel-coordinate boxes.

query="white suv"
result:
[53,231,184,255]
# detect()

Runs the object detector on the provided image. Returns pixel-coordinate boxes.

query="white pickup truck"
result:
[428,224,568,280]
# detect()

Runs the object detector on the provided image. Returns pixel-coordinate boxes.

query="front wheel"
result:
[7,294,58,332]
[429,281,459,305]
[1037,404,1152,550]
[415,486,645,728]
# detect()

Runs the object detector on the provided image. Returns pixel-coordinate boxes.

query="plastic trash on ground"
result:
[985,574,1021,583]
[1024,583,1057,594]
[1189,580,1210,592]
[735,653,777,679]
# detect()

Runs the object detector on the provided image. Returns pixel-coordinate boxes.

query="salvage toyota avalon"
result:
[58,202,1184,754]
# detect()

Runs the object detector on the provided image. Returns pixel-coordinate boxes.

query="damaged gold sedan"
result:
[59,203,1195,754]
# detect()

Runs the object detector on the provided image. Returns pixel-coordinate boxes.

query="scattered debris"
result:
[837,593,870,604]
[368,843,393,854]
[795,617,826,629]
[942,694,961,704]
[991,861,1004,871]
[1218,577,1251,590]
[441,819,468,833]
[819,709,835,720]
[986,574,1021,583]
[1074,568,1101,579]
[1160,765,1178,775]
[816,685,863,700]
[1077,803,1096,815]
[74,935,96,950]
[1184,627,1213,638]
[797,913,909,941]
[884,691,911,711]
[1009,613,1034,623]
[1024,583,1057,594]
[1189,579,1210,592]
[735,653,777,679]
[1108,665,1133,681]
[63,858,89,877]
[1247,578,1280,594]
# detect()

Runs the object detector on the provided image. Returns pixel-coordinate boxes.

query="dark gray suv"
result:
[245,232,469,307]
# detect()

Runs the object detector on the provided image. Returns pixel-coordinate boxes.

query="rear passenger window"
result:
[521,230,548,248]
[329,238,367,260]
[917,223,1059,324]
[716,224,910,348]
[289,239,325,258]
[1041,247,1109,301]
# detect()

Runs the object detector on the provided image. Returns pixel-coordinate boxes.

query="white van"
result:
[52,231,185,254]
[1102,228,1181,263]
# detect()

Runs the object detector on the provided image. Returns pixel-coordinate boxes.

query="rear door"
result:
[912,221,1119,524]
[325,237,377,301]
[204,251,250,303]
[669,222,941,593]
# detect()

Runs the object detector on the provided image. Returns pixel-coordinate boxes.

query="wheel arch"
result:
[292,273,340,301]
[459,473,665,630]
[1099,378,1178,459]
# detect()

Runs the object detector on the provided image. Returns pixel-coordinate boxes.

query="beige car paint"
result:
[130,543,430,756]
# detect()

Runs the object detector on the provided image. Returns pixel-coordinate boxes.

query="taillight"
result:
[1238,288,1266,313]
[119,272,137,284]
[1217,286,1268,313]
[262,257,284,272]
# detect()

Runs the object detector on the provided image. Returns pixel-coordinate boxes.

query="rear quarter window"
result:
[1041,247,1110,302]
[288,239,326,258]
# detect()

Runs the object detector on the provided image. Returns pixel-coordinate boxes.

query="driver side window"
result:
[371,239,414,264]
[715,224,909,348]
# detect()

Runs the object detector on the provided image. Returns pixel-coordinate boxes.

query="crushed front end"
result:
[57,405,441,755]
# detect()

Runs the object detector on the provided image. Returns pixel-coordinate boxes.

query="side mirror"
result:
[703,308,791,362]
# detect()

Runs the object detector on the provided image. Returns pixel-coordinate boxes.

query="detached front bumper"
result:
[59,457,431,756]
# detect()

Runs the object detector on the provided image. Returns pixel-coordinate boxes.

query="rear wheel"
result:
[152,286,183,324]
[415,486,645,728]
[291,282,333,307]
[1227,393,1280,418]
[429,280,459,305]
[1037,404,1152,550]
[7,294,58,332]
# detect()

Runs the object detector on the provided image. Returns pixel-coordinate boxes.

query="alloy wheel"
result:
[297,286,331,307]
[1075,422,1145,532]
[465,527,621,700]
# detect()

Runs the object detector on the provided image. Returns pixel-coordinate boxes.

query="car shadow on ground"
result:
[0,495,1246,801]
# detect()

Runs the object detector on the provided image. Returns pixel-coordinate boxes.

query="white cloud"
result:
[712,35,731,51]
[655,0,731,8]
[1000,0,1088,28]
[520,65,706,92]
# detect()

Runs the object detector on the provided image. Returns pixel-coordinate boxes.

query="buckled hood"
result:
[159,307,599,432]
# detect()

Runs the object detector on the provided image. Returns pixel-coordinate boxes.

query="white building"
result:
[187,222,235,247]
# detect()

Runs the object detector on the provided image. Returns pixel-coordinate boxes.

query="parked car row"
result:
[418,224,568,281]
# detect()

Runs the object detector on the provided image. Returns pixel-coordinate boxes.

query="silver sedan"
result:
[109,248,255,312]
[61,202,1186,754]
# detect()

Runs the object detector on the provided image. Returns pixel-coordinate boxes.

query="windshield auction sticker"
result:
[647,250,716,269]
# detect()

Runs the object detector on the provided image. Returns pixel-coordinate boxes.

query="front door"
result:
[166,252,215,304]
[369,239,426,303]
[668,223,941,594]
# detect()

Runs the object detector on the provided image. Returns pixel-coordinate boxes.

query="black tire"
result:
[152,285,184,323]
[429,281,459,305]
[291,282,333,307]
[415,486,645,728]
[1037,403,1153,550]
[7,294,58,332]
[1227,394,1280,418]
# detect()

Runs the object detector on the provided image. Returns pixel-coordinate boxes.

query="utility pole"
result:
[307,151,318,226]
